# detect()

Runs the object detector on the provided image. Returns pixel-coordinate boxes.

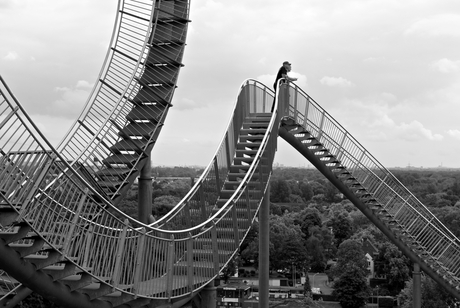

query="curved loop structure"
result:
[1,1,460,307]
[0,74,277,307]
[58,0,190,205]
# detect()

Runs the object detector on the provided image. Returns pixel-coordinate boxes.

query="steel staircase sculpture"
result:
[56,0,190,206]
[276,83,460,299]
[0,1,460,307]
[0,76,277,308]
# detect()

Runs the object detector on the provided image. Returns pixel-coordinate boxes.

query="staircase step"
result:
[240,128,267,134]
[126,104,164,122]
[42,263,78,280]
[233,157,255,164]
[98,180,125,192]
[81,282,113,300]
[227,172,262,181]
[110,139,149,154]
[0,207,20,226]
[0,224,32,244]
[61,273,94,291]
[220,189,260,198]
[23,251,63,270]
[242,123,269,129]
[130,87,170,106]
[103,154,140,167]
[120,122,158,138]
[240,135,264,142]
[235,149,258,156]
[8,238,46,257]
[236,142,261,149]
[96,167,133,178]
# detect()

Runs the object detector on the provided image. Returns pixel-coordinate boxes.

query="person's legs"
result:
[271,85,277,112]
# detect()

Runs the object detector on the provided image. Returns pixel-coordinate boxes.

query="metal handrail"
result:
[282,82,460,287]
[0,74,278,300]
[285,82,460,245]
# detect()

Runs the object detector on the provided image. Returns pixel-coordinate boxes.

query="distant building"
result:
[362,237,379,280]
[216,282,252,308]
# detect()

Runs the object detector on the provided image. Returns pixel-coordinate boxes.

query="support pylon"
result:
[259,184,270,307]
[413,263,421,308]
[138,158,152,224]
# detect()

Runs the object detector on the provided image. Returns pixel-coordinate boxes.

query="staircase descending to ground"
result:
[1,1,460,307]
[276,82,460,299]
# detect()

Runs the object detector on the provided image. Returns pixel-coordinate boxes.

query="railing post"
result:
[18,154,56,219]
[317,110,326,142]
[184,202,191,229]
[199,188,207,221]
[303,96,311,127]
[259,183,270,308]
[133,227,146,298]
[232,202,240,246]
[61,188,88,256]
[166,234,175,300]
[211,222,219,275]
[225,133,232,170]
[82,225,94,268]
[213,158,221,195]
[246,188,252,221]
[111,219,129,288]
[187,232,194,293]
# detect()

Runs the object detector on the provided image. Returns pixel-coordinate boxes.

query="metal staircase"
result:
[0,78,277,308]
[1,0,459,306]
[56,0,190,206]
[276,82,460,299]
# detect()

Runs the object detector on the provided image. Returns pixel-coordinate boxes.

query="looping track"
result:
[0,1,459,307]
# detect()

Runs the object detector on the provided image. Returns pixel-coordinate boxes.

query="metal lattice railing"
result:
[0,76,278,302]
[57,0,190,202]
[279,81,460,294]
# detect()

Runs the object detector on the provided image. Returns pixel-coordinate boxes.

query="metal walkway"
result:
[0,1,459,307]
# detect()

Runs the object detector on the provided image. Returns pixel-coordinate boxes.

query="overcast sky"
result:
[1,0,460,169]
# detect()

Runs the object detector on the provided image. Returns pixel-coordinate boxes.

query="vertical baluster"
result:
[166,234,175,299]
[61,188,88,256]
[199,187,207,221]
[211,222,219,275]
[214,158,221,195]
[82,225,94,269]
[187,232,194,293]
[111,219,129,288]
[133,227,146,297]
[232,202,240,246]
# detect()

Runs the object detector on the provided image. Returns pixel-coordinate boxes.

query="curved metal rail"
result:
[57,0,191,205]
[0,76,278,308]
[1,0,459,306]
[277,82,460,299]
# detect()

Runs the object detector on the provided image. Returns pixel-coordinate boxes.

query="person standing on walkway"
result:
[272,61,297,112]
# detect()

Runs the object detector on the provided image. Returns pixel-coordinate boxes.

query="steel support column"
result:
[413,263,421,308]
[259,184,270,308]
[138,158,152,224]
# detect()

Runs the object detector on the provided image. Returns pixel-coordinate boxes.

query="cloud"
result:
[50,80,94,118]
[447,129,460,140]
[3,52,18,61]
[432,58,460,73]
[339,96,443,143]
[397,120,443,141]
[405,14,460,37]
[174,97,207,111]
[320,76,354,88]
